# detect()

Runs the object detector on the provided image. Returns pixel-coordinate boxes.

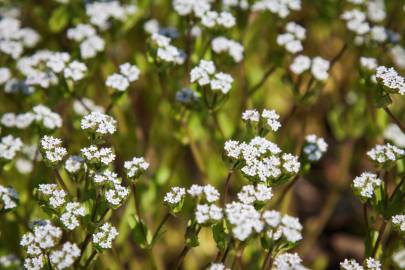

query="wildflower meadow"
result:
[1,0,405,269]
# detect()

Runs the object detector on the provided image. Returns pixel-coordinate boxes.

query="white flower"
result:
[311,57,330,81]
[195,204,223,224]
[365,258,381,270]
[390,45,405,69]
[24,255,44,270]
[367,143,405,165]
[164,186,186,205]
[64,155,84,174]
[151,33,185,64]
[211,37,244,62]
[201,11,236,29]
[262,210,302,243]
[273,253,305,270]
[60,202,86,230]
[277,22,305,54]
[32,105,62,130]
[225,202,263,241]
[173,0,212,18]
[341,9,370,36]
[81,145,115,166]
[340,259,364,270]
[73,98,104,116]
[303,134,328,161]
[262,109,281,131]
[40,136,67,165]
[104,184,129,208]
[252,0,301,18]
[21,221,62,251]
[187,184,220,203]
[210,72,234,94]
[0,135,23,160]
[384,124,405,148]
[86,1,136,30]
[93,169,120,186]
[144,19,160,34]
[46,52,70,73]
[392,214,405,232]
[352,172,382,200]
[242,109,260,123]
[190,60,233,93]
[290,55,311,74]
[92,223,118,249]
[80,35,105,59]
[375,66,405,95]
[67,24,96,42]
[81,112,117,136]
[206,262,230,270]
[360,57,378,71]
[124,157,149,179]
[64,61,87,81]
[119,63,140,82]
[0,185,19,210]
[0,67,11,84]
[106,73,130,91]
[49,242,81,270]
[237,184,273,204]
[37,184,66,208]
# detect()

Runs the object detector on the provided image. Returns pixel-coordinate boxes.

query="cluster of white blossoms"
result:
[2,105,62,131]
[49,242,81,270]
[277,22,306,54]
[0,254,20,268]
[341,0,388,46]
[60,202,86,230]
[150,33,185,65]
[352,172,382,200]
[106,62,140,91]
[211,37,244,62]
[390,45,405,69]
[172,0,212,18]
[242,108,281,132]
[273,253,306,270]
[340,257,381,270]
[0,16,40,59]
[190,60,234,94]
[206,262,230,270]
[67,24,105,59]
[195,204,223,224]
[124,157,149,179]
[20,221,63,269]
[367,143,405,166]
[223,0,249,10]
[225,202,263,241]
[384,124,405,148]
[85,1,136,30]
[237,184,273,205]
[375,66,405,95]
[201,11,236,29]
[262,210,303,243]
[81,145,115,166]
[303,134,328,161]
[290,55,330,81]
[164,186,186,211]
[104,183,130,208]
[392,214,405,232]
[92,222,119,249]
[224,137,300,183]
[0,185,19,210]
[40,136,67,165]
[37,184,66,208]
[188,184,221,203]
[64,155,85,174]
[73,98,104,116]
[252,0,301,18]
[360,57,378,72]
[81,112,117,136]
[0,135,23,161]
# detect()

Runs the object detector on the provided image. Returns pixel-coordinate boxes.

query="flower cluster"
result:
[64,155,85,174]
[60,202,86,230]
[392,214,405,232]
[277,22,306,54]
[242,108,281,132]
[273,253,306,270]
[340,257,382,270]
[375,66,405,95]
[92,223,119,250]
[224,137,300,184]
[37,184,67,208]
[352,172,382,201]
[290,55,330,81]
[106,62,140,91]
[252,0,301,18]
[190,60,234,94]
[164,186,186,214]
[225,202,263,241]
[67,24,105,59]
[195,204,223,224]
[367,143,405,166]
[124,157,149,180]
[237,184,273,205]
[40,136,67,166]
[49,242,81,270]
[303,134,328,161]
[0,185,19,211]
[85,1,136,30]
[0,135,23,161]
[150,33,185,65]
[211,37,244,62]
[81,145,115,167]
[201,11,236,29]
[188,184,221,203]
[81,112,117,137]
[262,210,303,244]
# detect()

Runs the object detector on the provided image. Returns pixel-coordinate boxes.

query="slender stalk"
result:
[261,250,272,270]
[131,182,148,244]
[371,220,387,258]
[222,169,234,206]
[383,107,405,134]
[83,250,97,269]
[173,226,202,270]
[231,243,245,270]
[151,212,171,246]
[248,66,276,96]
[210,109,225,139]
[389,176,405,201]
[53,169,70,194]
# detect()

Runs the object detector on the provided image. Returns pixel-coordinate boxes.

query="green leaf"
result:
[129,215,150,248]
[185,222,200,248]
[49,6,69,33]
[212,223,227,251]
